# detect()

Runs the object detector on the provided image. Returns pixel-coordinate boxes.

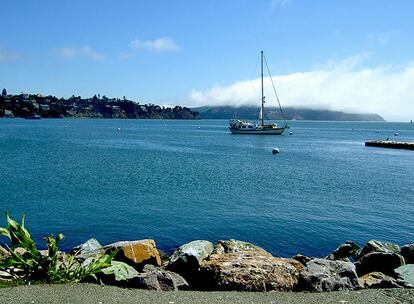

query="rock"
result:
[167,240,213,276]
[355,252,405,277]
[212,239,270,255]
[358,272,402,288]
[0,245,10,260]
[299,258,359,291]
[71,238,104,259]
[292,254,312,266]
[358,240,400,259]
[326,241,360,261]
[0,270,13,281]
[0,246,11,261]
[199,251,303,291]
[132,270,189,291]
[104,239,161,269]
[395,264,414,288]
[400,244,414,264]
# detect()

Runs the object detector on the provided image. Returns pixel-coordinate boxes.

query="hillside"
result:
[0,93,199,119]
[192,106,385,121]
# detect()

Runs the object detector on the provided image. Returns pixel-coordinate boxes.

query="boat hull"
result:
[229,128,285,135]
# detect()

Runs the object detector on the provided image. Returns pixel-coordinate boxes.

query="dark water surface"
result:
[1,119,413,257]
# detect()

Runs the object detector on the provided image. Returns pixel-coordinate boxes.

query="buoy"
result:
[272,147,280,154]
[395,132,399,136]
[289,132,293,135]
[64,125,68,128]
[197,126,201,129]
[117,128,121,131]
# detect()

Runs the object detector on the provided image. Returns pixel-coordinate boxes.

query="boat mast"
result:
[261,50,264,126]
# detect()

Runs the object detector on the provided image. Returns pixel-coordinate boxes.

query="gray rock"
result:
[132,270,189,291]
[200,252,303,291]
[326,241,360,261]
[357,240,400,259]
[395,264,414,288]
[167,240,213,275]
[355,252,405,276]
[212,239,270,255]
[299,258,359,291]
[358,272,402,289]
[71,238,104,259]
[400,244,414,264]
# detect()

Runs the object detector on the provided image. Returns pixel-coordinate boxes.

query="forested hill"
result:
[0,92,199,119]
[192,106,385,121]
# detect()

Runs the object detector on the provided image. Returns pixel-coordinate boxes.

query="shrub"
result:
[0,212,117,283]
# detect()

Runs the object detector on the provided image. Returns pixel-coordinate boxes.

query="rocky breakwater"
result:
[2,237,414,292]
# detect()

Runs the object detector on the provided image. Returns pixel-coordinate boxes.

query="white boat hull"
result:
[229,128,285,135]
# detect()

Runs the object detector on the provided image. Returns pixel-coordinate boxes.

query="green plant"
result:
[0,212,117,283]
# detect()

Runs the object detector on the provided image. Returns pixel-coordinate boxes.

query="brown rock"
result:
[358,272,402,288]
[105,240,161,268]
[200,251,303,291]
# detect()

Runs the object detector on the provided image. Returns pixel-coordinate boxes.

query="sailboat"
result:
[229,51,287,135]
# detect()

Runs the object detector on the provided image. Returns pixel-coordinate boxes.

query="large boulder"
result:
[212,239,270,255]
[357,240,400,259]
[355,252,405,276]
[104,239,161,269]
[400,244,414,264]
[71,238,104,259]
[326,241,360,261]
[395,264,414,288]
[199,251,303,291]
[167,240,213,276]
[299,258,359,291]
[358,272,402,288]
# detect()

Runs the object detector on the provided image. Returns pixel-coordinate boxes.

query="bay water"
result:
[0,119,413,257]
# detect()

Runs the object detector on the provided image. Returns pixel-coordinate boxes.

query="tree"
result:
[2,88,6,96]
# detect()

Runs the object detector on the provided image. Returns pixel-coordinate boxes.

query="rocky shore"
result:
[3,238,413,292]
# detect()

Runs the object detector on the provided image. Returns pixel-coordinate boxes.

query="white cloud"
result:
[0,49,22,62]
[55,46,104,61]
[130,37,180,52]
[188,54,414,121]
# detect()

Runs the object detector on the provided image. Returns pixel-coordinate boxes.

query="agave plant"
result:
[0,212,119,283]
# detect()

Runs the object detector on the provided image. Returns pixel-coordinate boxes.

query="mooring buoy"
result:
[272,147,280,154]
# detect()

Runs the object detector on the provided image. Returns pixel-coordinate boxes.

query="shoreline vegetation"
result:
[0,91,198,120]
[1,214,414,292]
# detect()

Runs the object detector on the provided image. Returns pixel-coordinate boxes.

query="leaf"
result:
[101,261,139,281]
[0,227,11,240]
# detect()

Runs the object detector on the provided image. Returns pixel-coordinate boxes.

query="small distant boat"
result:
[25,114,41,120]
[229,51,287,135]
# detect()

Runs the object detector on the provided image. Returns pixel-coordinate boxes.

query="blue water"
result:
[0,118,413,257]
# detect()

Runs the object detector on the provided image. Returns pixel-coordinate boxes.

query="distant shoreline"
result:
[192,106,385,122]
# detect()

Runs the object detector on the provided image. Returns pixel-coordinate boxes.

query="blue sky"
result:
[1,0,413,120]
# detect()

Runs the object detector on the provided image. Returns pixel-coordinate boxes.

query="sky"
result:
[1,0,413,121]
